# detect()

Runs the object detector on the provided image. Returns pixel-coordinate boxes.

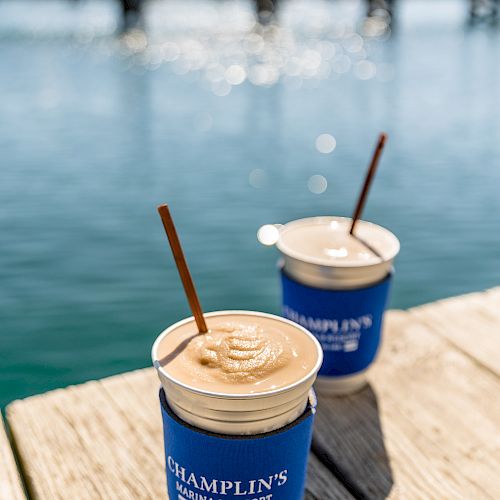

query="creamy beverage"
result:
[156,313,319,395]
[277,217,398,269]
[152,311,322,434]
[155,313,322,498]
[154,206,320,500]
[277,216,400,395]
[277,216,399,290]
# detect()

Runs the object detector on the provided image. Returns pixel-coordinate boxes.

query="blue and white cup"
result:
[159,388,317,500]
[152,311,323,499]
[276,216,400,395]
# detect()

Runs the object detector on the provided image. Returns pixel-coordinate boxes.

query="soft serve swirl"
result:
[157,314,319,395]
[187,322,291,384]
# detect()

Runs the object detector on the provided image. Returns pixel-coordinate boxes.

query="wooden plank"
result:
[7,369,167,499]
[7,368,352,499]
[409,287,500,377]
[0,413,25,499]
[8,289,500,499]
[312,310,500,500]
[305,454,353,500]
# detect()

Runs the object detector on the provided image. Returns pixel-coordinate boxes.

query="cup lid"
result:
[276,216,400,269]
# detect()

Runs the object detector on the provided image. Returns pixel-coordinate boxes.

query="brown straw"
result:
[157,204,208,333]
[350,133,388,235]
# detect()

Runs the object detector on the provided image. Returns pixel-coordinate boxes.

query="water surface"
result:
[2,0,500,407]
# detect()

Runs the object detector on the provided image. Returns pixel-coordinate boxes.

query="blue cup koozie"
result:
[160,388,315,500]
[281,271,392,377]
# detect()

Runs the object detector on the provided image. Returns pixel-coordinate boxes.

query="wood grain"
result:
[305,454,353,500]
[409,286,500,377]
[0,413,25,499]
[313,309,500,500]
[7,368,352,499]
[6,288,500,499]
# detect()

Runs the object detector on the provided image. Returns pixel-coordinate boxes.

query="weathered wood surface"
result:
[305,454,353,500]
[0,414,25,499]
[6,287,500,499]
[313,308,500,500]
[7,368,352,500]
[409,286,500,377]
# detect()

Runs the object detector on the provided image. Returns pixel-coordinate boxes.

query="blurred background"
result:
[1,0,500,408]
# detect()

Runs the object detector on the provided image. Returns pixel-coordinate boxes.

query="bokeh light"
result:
[107,1,390,92]
[211,80,232,96]
[0,0,392,91]
[307,175,328,194]
[315,134,336,154]
[354,60,377,80]
[225,65,247,85]
[257,224,280,246]
[249,168,268,188]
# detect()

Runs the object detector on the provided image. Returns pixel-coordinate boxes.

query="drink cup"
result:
[276,216,400,395]
[152,310,323,500]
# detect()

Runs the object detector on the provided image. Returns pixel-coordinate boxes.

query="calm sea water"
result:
[2,0,500,408]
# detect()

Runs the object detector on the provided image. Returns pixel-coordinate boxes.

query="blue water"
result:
[2,0,500,408]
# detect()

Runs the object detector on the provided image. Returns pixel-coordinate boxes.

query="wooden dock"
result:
[0,414,25,499]
[3,288,500,499]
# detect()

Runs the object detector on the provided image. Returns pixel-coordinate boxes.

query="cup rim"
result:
[151,310,323,400]
[276,216,400,268]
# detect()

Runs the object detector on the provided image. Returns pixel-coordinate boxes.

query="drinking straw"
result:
[157,204,208,334]
[350,133,387,235]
